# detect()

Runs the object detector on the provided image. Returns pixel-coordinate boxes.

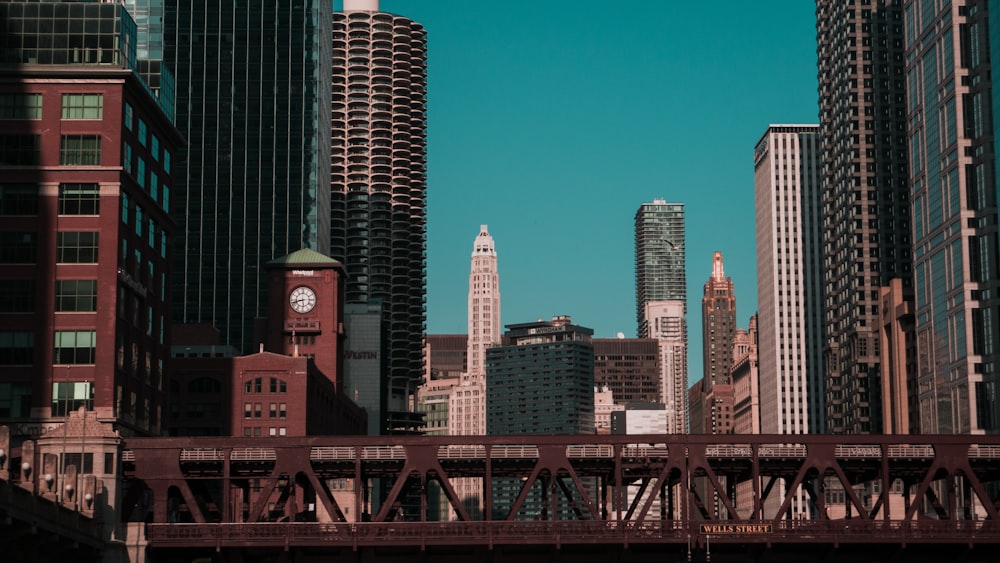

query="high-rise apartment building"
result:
[331,0,427,434]
[644,300,688,433]
[904,0,1000,433]
[165,1,332,354]
[701,251,737,389]
[635,199,687,433]
[0,1,182,437]
[816,0,912,434]
[753,125,825,435]
[635,200,686,336]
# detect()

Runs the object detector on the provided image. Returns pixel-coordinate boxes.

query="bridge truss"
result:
[120,434,1000,552]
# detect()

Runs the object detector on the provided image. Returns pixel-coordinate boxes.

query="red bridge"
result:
[117,434,1000,562]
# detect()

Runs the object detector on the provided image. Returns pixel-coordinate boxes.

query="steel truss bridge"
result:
[117,434,1000,561]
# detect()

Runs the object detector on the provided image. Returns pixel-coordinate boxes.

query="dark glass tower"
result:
[905,0,1000,434]
[165,1,332,353]
[331,1,427,434]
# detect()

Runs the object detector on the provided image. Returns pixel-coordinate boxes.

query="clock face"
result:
[289,286,316,313]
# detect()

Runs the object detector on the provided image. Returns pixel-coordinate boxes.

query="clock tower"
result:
[263,249,346,391]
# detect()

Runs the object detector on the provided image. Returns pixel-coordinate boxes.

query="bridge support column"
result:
[115,522,149,563]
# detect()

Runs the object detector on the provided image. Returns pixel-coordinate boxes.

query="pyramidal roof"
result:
[40,408,118,440]
[267,248,343,267]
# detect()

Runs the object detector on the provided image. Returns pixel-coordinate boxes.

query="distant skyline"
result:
[370,1,819,383]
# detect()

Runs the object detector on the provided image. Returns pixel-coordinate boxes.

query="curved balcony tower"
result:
[331,1,427,434]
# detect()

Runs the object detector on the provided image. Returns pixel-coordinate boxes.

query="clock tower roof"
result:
[267,248,343,269]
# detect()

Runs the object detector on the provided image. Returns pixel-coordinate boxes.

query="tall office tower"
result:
[448,225,500,436]
[593,338,661,404]
[164,1,332,354]
[701,251,737,389]
[331,0,427,434]
[466,225,500,379]
[816,0,912,434]
[635,200,688,433]
[905,1,1000,434]
[753,125,825,435]
[0,1,182,438]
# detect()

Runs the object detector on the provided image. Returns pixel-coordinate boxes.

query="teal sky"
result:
[373,1,819,384]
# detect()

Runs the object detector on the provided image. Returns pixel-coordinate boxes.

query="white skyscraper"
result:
[643,301,688,434]
[449,226,500,436]
[466,225,501,380]
[446,225,500,518]
[753,125,825,436]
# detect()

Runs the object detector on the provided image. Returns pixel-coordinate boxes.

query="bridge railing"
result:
[143,519,1000,548]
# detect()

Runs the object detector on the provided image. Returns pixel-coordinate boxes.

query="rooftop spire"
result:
[472,224,496,257]
[712,251,725,281]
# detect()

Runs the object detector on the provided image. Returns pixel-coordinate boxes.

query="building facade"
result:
[0,1,182,439]
[466,225,500,379]
[731,315,760,435]
[754,125,825,435]
[486,316,595,436]
[635,199,688,433]
[701,251,737,389]
[643,300,688,433]
[904,0,1000,434]
[816,0,912,434]
[164,0,332,354]
[330,0,428,434]
[635,199,686,337]
[592,337,661,405]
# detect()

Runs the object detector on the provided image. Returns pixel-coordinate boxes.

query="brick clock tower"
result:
[263,249,346,391]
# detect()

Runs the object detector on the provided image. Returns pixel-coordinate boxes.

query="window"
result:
[55,280,97,312]
[0,280,34,312]
[0,93,42,119]
[0,331,33,364]
[124,102,133,130]
[57,232,98,263]
[61,453,94,474]
[0,382,32,418]
[60,135,101,165]
[0,232,36,263]
[54,330,97,364]
[61,94,103,119]
[151,135,160,162]
[138,119,147,147]
[0,183,39,215]
[124,143,132,175]
[163,149,171,173]
[51,381,93,416]
[58,183,100,215]
[0,135,40,165]
[244,402,252,419]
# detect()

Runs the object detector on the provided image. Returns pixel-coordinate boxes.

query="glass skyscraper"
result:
[634,199,688,432]
[165,1,332,354]
[634,199,686,337]
[905,0,1000,434]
